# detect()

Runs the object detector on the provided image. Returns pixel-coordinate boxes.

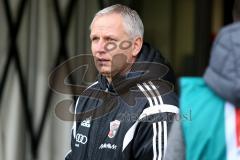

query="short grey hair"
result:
[90,4,144,39]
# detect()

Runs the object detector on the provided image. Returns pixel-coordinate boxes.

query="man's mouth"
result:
[97,58,110,66]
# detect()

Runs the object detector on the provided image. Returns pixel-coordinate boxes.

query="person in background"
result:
[65,4,178,160]
[164,0,240,159]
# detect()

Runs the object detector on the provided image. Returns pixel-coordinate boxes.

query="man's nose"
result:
[95,40,106,53]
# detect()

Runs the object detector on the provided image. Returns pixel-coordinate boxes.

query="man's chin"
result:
[99,70,112,77]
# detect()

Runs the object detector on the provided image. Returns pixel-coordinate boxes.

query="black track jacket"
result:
[65,43,179,160]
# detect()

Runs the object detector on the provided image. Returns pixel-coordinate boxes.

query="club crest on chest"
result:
[108,120,121,138]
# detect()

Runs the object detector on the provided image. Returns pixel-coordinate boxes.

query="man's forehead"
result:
[91,17,125,35]
[92,13,123,26]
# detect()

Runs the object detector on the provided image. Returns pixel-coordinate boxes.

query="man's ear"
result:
[132,37,143,57]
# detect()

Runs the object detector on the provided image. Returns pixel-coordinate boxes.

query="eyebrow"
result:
[90,34,118,39]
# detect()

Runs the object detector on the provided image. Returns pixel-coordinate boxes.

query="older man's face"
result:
[90,13,136,81]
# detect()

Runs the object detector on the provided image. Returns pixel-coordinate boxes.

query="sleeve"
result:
[65,150,72,160]
[132,118,173,160]
[128,81,179,160]
[164,120,185,160]
[65,97,80,160]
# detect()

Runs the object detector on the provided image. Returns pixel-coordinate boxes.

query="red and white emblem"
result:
[108,120,121,138]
